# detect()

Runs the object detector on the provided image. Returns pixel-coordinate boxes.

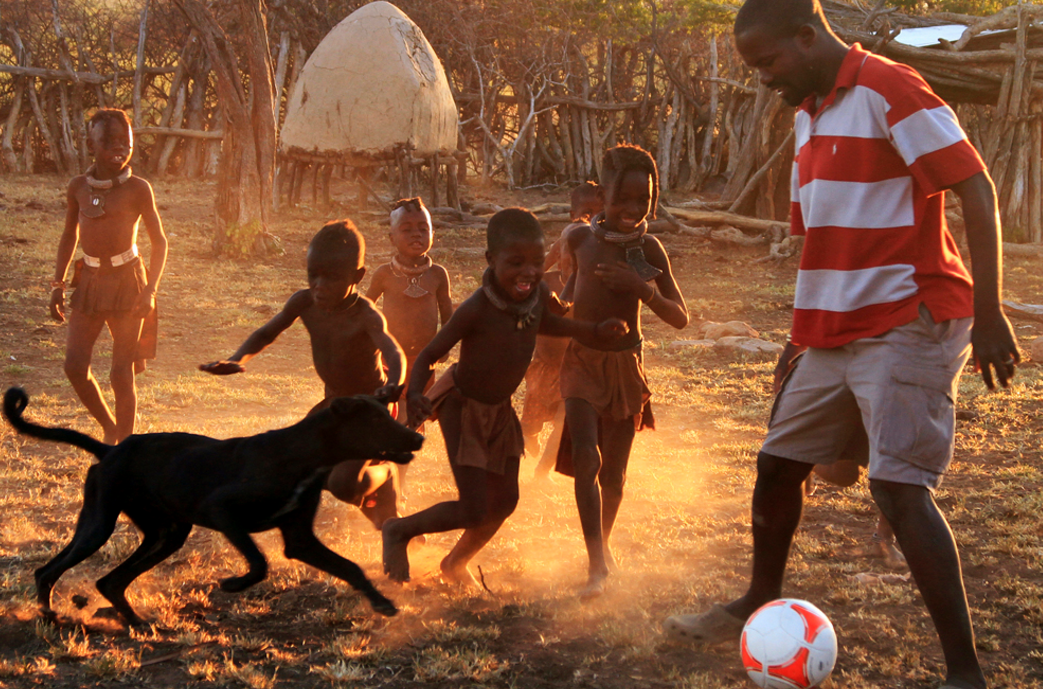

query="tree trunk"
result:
[175,0,278,256]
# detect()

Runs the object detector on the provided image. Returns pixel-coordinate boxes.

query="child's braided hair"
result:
[87,108,132,142]
[600,145,659,220]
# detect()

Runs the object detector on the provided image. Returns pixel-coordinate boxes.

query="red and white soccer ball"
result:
[740,599,837,689]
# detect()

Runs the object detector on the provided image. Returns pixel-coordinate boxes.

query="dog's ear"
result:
[329,397,364,418]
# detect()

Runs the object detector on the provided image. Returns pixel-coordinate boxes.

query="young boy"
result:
[200,220,407,529]
[50,108,167,444]
[559,145,689,599]
[381,208,627,585]
[544,181,602,272]
[367,198,453,491]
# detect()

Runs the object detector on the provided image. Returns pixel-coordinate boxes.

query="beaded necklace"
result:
[591,212,662,281]
[390,255,432,298]
[81,166,132,219]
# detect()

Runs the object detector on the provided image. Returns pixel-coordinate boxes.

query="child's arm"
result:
[365,265,387,303]
[362,307,407,401]
[594,237,689,329]
[540,311,628,348]
[50,181,81,323]
[405,295,478,427]
[199,290,309,374]
[434,265,454,326]
[134,180,168,318]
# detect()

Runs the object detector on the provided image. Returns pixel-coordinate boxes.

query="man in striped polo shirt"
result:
[663,2,1019,687]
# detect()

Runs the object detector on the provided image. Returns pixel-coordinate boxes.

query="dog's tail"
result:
[3,387,111,459]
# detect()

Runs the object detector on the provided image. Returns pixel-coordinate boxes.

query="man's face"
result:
[89,121,133,172]
[735,25,817,107]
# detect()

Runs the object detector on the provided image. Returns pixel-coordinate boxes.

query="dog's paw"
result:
[368,596,398,617]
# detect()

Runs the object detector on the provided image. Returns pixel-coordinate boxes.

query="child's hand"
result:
[594,318,629,343]
[133,287,156,318]
[594,261,648,295]
[199,361,245,375]
[373,383,404,404]
[406,392,433,429]
[49,288,66,323]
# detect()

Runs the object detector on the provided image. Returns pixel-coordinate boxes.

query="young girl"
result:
[558,145,689,598]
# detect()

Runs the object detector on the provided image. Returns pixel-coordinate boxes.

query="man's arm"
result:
[134,181,168,318]
[51,182,81,322]
[951,170,1019,389]
[199,290,308,374]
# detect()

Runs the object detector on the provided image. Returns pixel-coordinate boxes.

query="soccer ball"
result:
[740,599,837,689]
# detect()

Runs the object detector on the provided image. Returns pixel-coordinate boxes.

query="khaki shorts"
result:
[762,304,972,490]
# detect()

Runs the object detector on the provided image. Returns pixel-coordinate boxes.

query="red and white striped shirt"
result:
[790,44,984,349]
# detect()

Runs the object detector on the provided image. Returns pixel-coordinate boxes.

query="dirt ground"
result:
[0,173,1041,689]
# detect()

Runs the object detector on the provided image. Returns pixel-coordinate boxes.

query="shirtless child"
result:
[50,108,167,444]
[560,145,689,598]
[367,198,453,492]
[201,220,407,529]
[524,183,604,476]
[381,208,627,585]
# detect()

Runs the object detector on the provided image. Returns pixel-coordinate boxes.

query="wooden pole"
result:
[133,0,150,128]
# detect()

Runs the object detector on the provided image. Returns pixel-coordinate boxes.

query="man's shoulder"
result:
[856,52,930,99]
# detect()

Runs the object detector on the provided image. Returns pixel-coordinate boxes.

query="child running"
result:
[381,208,628,585]
[50,108,167,444]
[367,198,453,492]
[559,145,689,599]
[544,181,602,271]
[200,220,407,529]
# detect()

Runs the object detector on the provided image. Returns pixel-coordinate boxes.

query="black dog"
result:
[3,387,423,625]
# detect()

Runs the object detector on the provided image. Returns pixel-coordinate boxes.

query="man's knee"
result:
[869,479,930,522]
[755,451,813,488]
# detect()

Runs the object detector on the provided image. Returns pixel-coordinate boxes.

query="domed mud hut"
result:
[278,1,462,209]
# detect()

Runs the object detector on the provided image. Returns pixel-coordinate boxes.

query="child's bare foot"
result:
[102,429,119,445]
[381,518,412,582]
[579,571,609,601]
[803,473,816,496]
[439,556,479,588]
[873,534,908,569]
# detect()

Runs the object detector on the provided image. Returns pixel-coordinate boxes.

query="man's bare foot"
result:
[803,473,816,497]
[579,571,608,601]
[439,556,479,588]
[381,518,412,582]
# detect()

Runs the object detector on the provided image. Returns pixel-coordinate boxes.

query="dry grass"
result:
[0,174,1041,688]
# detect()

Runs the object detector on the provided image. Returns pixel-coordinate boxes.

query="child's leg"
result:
[107,313,145,442]
[597,415,636,568]
[520,392,544,458]
[564,397,610,595]
[872,509,907,568]
[382,395,492,582]
[812,459,860,487]
[440,456,521,584]
[64,310,118,444]
[534,404,566,480]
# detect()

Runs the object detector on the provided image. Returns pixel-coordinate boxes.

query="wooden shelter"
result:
[277,1,462,210]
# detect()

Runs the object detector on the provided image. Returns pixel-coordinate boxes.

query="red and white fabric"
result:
[789,43,985,349]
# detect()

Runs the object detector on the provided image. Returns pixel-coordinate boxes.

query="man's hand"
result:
[49,288,66,323]
[972,310,1019,390]
[373,383,404,405]
[199,361,246,375]
[594,318,629,343]
[133,287,156,318]
[594,261,648,295]
[406,392,433,429]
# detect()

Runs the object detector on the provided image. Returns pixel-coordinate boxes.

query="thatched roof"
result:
[279,2,458,162]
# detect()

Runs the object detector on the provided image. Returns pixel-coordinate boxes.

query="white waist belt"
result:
[83,245,138,268]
